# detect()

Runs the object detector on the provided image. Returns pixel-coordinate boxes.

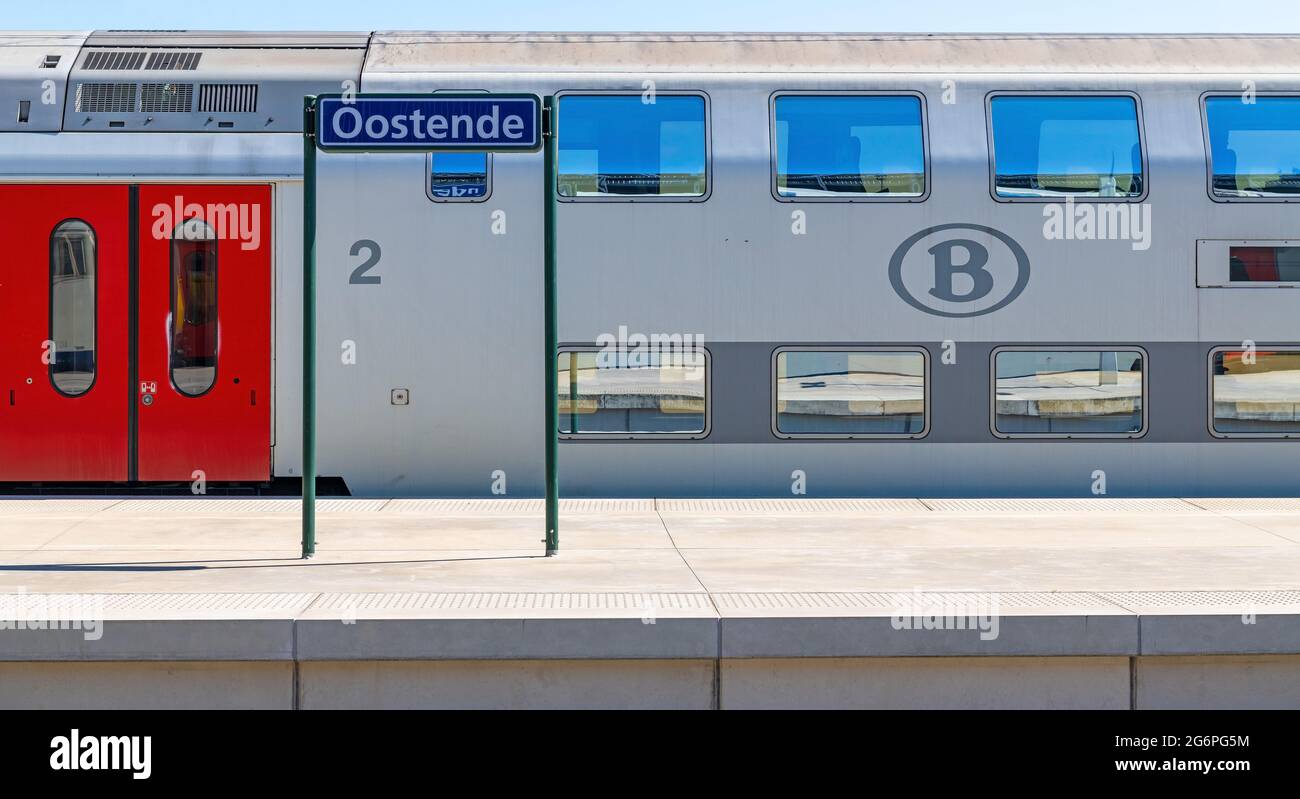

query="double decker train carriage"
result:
[0,31,1297,497]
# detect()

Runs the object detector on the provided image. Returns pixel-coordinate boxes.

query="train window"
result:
[989,95,1144,200]
[1205,96,1300,200]
[773,349,927,438]
[993,349,1146,438]
[557,94,708,199]
[1229,245,1300,282]
[558,347,708,437]
[1211,348,1300,437]
[48,220,97,397]
[772,94,926,200]
[427,151,491,201]
[170,218,218,397]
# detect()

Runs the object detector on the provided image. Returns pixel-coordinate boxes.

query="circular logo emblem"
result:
[888,223,1030,318]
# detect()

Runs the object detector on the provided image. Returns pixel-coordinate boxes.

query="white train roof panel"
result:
[366,31,1300,74]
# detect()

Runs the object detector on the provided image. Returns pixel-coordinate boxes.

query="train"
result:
[0,30,1297,497]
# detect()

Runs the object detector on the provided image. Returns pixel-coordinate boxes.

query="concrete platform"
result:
[2,497,1300,708]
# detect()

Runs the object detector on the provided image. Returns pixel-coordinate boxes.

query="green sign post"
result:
[300,92,553,558]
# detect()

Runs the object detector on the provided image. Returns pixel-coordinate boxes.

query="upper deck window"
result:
[1205,96,1300,199]
[773,94,925,199]
[557,94,708,199]
[990,95,1144,199]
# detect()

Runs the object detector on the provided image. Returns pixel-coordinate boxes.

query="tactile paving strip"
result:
[711,591,1117,612]
[107,499,388,513]
[381,499,655,514]
[310,592,713,611]
[921,498,1202,513]
[0,591,316,617]
[1098,590,1300,611]
[3,591,1300,619]
[0,499,121,514]
[655,499,929,513]
[1186,498,1300,513]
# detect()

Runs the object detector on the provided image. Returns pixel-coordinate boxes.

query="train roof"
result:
[364,32,1300,74]
[2,30,1298,135]
[2,30,1299,74]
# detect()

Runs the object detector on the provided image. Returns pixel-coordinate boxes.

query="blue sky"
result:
[6,0,1297,33]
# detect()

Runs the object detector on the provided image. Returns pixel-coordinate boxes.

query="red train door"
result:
[136,185,271,482]
[0,185,130,481]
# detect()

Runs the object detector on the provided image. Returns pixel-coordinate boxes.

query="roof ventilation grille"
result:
[75,82,138,114]
[82,51,147,71]
[40,55,61,69]
[198,83,258,113]
[145,51,202,71]
[140,83,194,113]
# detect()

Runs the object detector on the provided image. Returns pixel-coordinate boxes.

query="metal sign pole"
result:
[303,92,544,558]
[301,96,318,559]
[543,95,559,556]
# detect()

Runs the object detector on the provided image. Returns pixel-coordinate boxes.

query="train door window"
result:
[169,218,217,396]
[773,348,928,438]
[992,348,1146,438]
[558,346,709,438]
[1204,96,1300,200]
[49,219,97,396]
[427,151,491,201]
[989,95,1145,200]
[772,94,927,200]
[556,93,709,199]
[1210,348,1300,437]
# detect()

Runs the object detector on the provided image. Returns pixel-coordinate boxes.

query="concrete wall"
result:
[5,655,1300,709]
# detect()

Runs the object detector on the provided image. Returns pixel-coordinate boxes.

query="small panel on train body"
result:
[0,184,130,481]
[136,185,272,482]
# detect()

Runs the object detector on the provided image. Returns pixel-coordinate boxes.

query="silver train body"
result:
[1,31,1298,496]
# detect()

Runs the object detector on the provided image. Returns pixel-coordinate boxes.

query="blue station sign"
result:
[315,93,542,152]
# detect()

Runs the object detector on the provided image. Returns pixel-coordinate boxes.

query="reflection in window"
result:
[994,350,1144,436]
[775,351,925,436]
[1229,246,1300,282]
[990,96,1143,198]
[1212,350,1300,435]
[558,95,707,198]
[429,151,489,200]
[1206,97,1300,198]
[774,96,925,198]
[49,220,96,396]
[170,218,217,396]
[558,349,706,435]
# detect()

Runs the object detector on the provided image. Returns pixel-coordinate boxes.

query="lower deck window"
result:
[994,349,1145,437]
[558,348,707,436]
[774,349,926,437]
[1212,349,1300,436]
